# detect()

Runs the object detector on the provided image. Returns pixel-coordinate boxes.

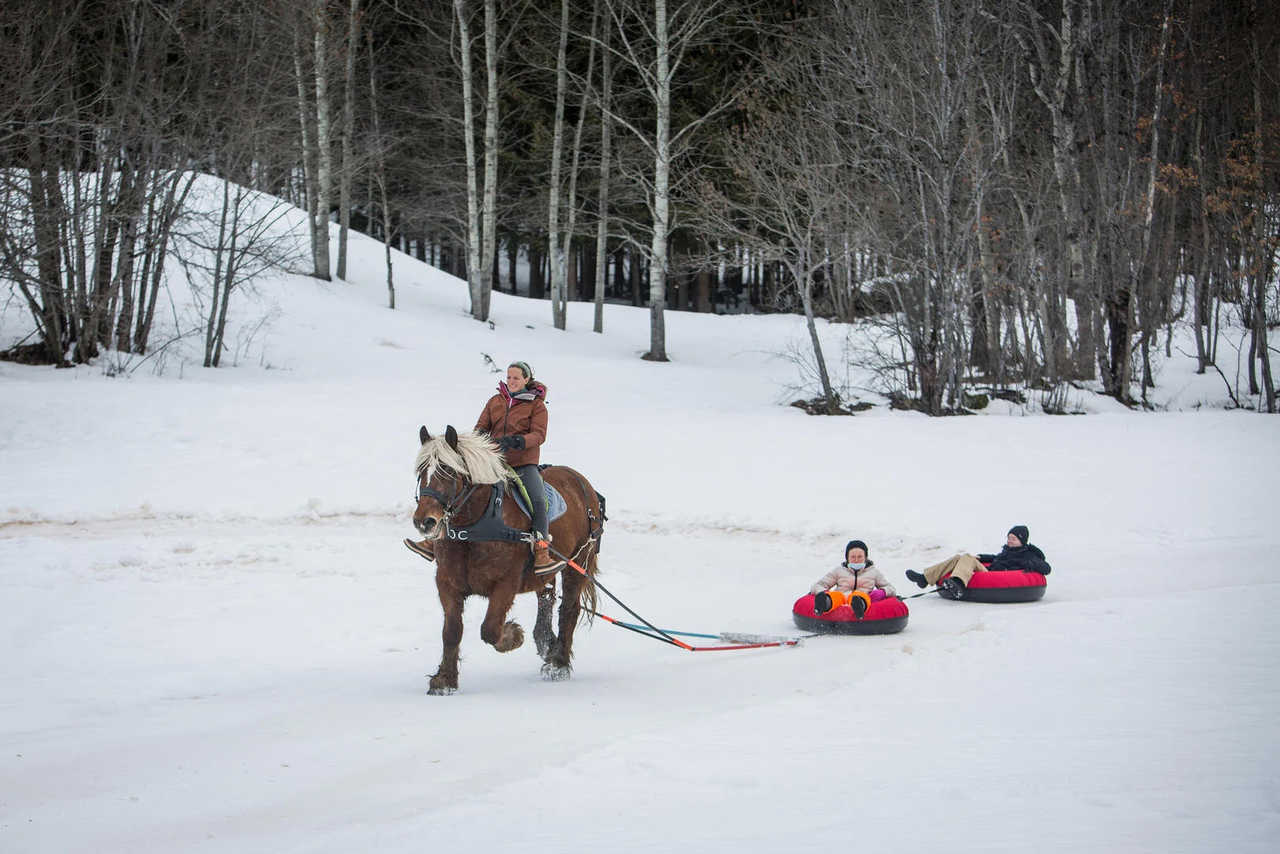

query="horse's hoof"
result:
[540,662,572,681]
[428,674,457,695]
[494,621,524,653]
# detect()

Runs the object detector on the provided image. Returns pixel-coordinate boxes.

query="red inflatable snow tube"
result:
[792,594,909,635]
[945,570,1047,603]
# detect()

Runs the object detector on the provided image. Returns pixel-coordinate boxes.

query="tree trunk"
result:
[1250,22,1275,412]
[479,0,498,320]
[293,24,320,274]
[547,0,570,329]
[312,0,333,281]
[204,179,231,367]
[337,0,361,281]
[630,247,642,306]
[367,28,394,309]
[507,240,518,294]
[454,0,485,317]
[593,0,612,333]
[211,185,244,368]
[112,187,140,352]
[528,244,544,299]
[645,0,671,361]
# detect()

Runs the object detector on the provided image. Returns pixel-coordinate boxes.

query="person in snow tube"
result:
[404,359,564,574]
[904,525,1050,599]
[811,539,898,618]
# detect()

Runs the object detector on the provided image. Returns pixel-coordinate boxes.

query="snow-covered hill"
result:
[2,194,1277,853]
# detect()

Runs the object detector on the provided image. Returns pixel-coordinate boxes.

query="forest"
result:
[1,0,1276,413]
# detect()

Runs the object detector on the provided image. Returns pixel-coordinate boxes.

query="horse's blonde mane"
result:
[415,430,512,485]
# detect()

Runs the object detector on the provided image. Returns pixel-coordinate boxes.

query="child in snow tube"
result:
[810,539,898,618]
[903,525,1050,600]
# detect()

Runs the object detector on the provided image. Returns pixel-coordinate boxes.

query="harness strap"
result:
[445,483,530,544]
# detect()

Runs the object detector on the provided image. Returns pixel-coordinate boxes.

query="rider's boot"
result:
[531,536,564,575]
[404,538,436,562]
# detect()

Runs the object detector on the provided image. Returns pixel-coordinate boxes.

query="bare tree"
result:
[336,0,363,281]
[479,0,500,320]
[451,0,502,321]
[312,0,334,281]
[292,14,321,277]
[697,78,848,412]
[602,0,741,361]
[593,0,613,333]
[367,27,395,309]
[546,0,572,329]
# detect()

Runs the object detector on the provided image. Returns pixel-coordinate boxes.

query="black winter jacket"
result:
[977,543,1051,575]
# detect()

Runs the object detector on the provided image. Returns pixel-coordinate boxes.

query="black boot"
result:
[813,592,834,615]
[850,595,867,619]
[905,569,928,588]
[939,577,966,600]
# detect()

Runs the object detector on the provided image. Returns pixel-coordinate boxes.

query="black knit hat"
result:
[845,539,869,559]
[1008,525,1029,546]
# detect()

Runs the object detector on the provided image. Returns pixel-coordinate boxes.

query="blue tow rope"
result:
[592,616,720,639]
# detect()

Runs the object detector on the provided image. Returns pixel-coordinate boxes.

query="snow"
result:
[2,187,1278,853]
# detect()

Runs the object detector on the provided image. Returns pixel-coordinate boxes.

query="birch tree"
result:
[336,0,362,281]
[645,0,671,360]
[593,0,613,333]
[454,0,485,317]
[452,0,501,321]
[478,0,499,320]
[603,0,738,361]
[312,0,333,281]
[547,0,571,329]
[367,27,395,309]
[292,18,320,276]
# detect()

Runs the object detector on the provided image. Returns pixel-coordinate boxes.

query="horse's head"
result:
[412,425,508,538]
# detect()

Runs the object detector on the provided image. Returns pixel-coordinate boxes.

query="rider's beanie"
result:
[845,539,869,559]
[1008,525,1029,546]
[509,360,533,380]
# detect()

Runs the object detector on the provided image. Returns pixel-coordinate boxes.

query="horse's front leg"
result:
[480,577,524,653]
[430,588,465,695]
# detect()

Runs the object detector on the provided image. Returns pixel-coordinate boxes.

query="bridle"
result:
[415,466,481,522]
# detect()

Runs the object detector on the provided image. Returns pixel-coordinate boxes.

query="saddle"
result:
[511,480,568,524]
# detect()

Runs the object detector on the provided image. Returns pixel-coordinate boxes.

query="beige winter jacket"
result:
[809,559,897,598]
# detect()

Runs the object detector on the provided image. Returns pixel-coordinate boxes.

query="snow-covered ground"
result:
[2,200,1278,853]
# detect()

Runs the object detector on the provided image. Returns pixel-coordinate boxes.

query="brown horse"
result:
[411,425,604,694]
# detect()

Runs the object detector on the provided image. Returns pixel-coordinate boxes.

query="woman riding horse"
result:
[410,425,604,692]
[405,360,563,574]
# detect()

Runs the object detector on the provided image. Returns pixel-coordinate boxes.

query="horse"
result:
[411,425,604,694]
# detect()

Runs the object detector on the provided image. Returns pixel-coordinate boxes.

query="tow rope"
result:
[898,587,944,600]
[544,540,806,652]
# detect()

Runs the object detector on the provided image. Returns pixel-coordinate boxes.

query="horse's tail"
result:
[578,545,600,625]
[569,478,605,626]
